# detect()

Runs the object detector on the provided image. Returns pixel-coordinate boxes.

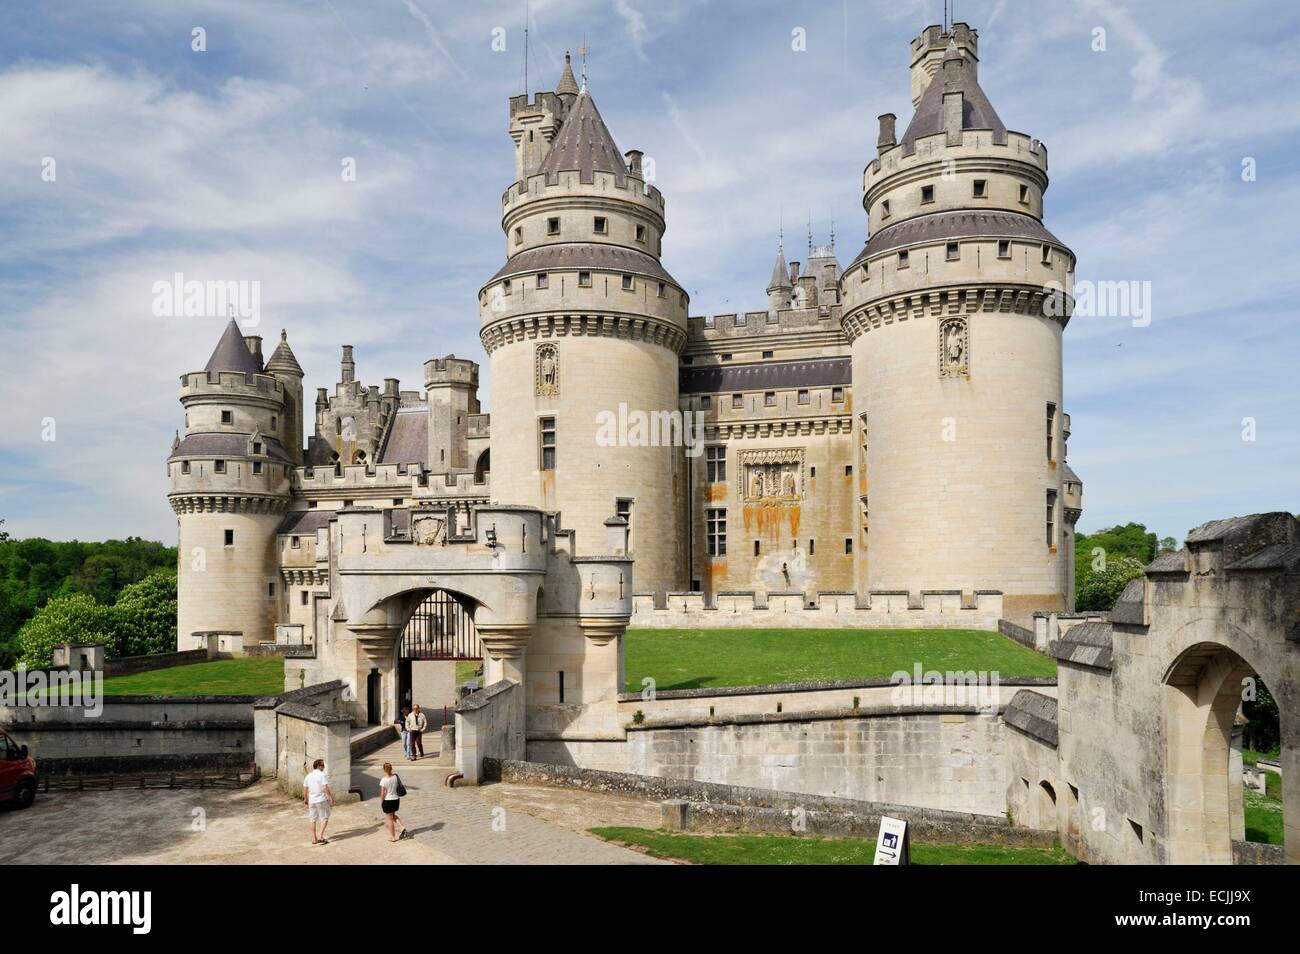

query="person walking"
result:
[405,704,427,760]
[378,761,408,842]
[396,707,411,760]
[302,758,335,845]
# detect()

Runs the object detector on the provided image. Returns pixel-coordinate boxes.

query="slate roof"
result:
[538,89,626,184]
[900,51,1006,151]
[849,210,1062,267]
[265,329,304,376]
[1145,549,1189,575]
[1061,462,1081,484]
[490,242,676,284]
[1108,578,1147,626]
[1050,620,1115,670]
[768,246,791,290]
[1003,689,1058,748]
[204,319,262,382]
[680,357,851,395]
[1228,542,1300,572]
[277,510,335,535]
[168,432,293,463]
[379,407,428,467]
[556,52,580,97]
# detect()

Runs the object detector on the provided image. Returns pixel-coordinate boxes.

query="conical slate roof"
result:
[265,329,304,376]
[900,48,1006,150]
[538,88,626,184]
[556,52,580,97]
[204,319,262,382]
[767,246,791,290]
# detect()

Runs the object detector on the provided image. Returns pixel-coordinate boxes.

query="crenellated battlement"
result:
[180,370,285,406]
[633,588,1003,629]
[502,168,665,219]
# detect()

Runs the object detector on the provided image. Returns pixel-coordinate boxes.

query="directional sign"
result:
[873,815,910,865]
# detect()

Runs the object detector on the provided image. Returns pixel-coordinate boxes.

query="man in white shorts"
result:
[303,758,335,845]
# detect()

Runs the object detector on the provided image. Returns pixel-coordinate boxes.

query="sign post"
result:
[873,815,910,865]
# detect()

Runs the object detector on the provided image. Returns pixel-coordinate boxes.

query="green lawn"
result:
[1245,777,1284,845]
[94,657,285,697]
[591,827,1075,865]
[624,627,1055,691]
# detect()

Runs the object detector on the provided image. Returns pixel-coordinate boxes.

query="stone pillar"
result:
[477,624,530,687]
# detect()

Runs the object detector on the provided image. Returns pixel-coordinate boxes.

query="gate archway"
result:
[395,589,483,724]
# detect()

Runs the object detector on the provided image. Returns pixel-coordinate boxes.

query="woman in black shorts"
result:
[378,762,408,842]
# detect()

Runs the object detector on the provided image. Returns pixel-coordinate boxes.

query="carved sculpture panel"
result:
[739,448,805,502]
[939,317,969,377]
[411,514,448,546]
[535,342,559,397]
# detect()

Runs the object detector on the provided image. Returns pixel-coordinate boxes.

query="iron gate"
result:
[400,590,481,660]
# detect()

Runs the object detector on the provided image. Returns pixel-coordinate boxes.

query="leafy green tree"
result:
[1243,680,1280,755]
[111,570,177,657]
[1158,536,1178,554]
[1076,554,1146,612]
[16,594,115,668]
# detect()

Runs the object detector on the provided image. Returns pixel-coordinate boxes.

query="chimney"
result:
[243,335,263,368]
[943,51,965,145]
[877,113,897,155]
[789,261,801,282]
[383,377,399,398]
[340,345,355,384]
[625,149,644,176]
[605,515,629,555]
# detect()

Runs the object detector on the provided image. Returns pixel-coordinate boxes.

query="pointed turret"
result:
[265,329,305,465]
[766,245,792,315]
[265,328,303,377]
[538,88,626,184]
[204,319,262,382]
[556,51,579,110]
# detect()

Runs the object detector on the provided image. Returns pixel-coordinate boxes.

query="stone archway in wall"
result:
[392,588,483,728]
[1162,640,1283,864]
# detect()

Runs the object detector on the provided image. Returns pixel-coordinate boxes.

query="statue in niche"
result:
[535,343,559,397]
[940,318,968,376]
[751,470,765,499]
[782,470,796,497]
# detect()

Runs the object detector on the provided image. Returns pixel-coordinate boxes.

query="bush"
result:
[111,570,177,657]
[1076,554,1146,612]
[16,594,115,668]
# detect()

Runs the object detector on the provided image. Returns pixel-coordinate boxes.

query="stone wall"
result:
[1,697,255,775]
[455,679,524,785]
[631,588,1003,629]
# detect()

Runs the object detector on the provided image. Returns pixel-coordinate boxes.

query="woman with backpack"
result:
[379,761,408,842]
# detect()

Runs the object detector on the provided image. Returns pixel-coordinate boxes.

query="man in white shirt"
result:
[405,704,428,761]
[303,758,335,845]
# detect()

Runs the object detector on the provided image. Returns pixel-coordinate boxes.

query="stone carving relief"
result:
[939,317,968,377]
[411,513,448,546]
[740,448,805,502]
[535,342,559,397]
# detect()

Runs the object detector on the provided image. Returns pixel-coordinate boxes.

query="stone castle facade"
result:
[169,24,1082,671]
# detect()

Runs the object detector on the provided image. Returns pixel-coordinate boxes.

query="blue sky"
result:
[0,0,1297,545]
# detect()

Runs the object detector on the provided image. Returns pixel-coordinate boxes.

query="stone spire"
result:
[767,245,791,292]
[265,329,304,377]
[556,51,580,98]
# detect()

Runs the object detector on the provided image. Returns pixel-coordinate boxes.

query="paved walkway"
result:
[0,740,666,866]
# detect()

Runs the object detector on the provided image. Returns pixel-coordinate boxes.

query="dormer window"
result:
[536,272,548,289]
[594,216,608,234]
[221,410,233,425]
[547,217,560,235]
[921,185,935,204]
[252,441,263,455]
[973,179,987,198]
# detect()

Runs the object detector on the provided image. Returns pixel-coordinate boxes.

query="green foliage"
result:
[110,570,178,658]
[15,594,115,668]
[1243,680,1280,754]
[0,534,175,666]
[1074,523,1159,612]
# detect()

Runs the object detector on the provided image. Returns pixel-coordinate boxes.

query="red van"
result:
[0,729,37,809]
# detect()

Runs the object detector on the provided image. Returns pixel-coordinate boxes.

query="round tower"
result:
[840,23,1078,621]
[169,320,292,649]
[265,329,305,466]
[482,70,688,595]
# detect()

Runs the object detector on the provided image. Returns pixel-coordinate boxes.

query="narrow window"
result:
[270,416,277,430]
[946,242,960,261]
[831,387,845,403]
[705,445,727,482]
[291,536,301,548]
[502,279,512,295]
[1019,184,1030,204]
[547,217,560,235]
[578,271,591,287]
[657,282,666,297]
[301,590,309,606]
[514,227,523,245]
[539,416,556,470]
[252,461,263,475]
[764,391,776,407]
[809,539,815,555]
[731,393,743,409]
[594,216,607,234]
[706,508,727,556]
[224,529,235,546]
[636,224,646,243]
[536,272,548,289]
[997,239,1011,259]
[699,395,712,410]
[268,581,276,597]
[558,670,565,703]
[845,538,853,554]
[921,184,935,203]
[621,274,633,290]
[753,540,761,557]
[1046,403,1057,460]
[221,410,233,425]
[797,389,810,405]
[180,460,190,475]
[881,199,891,218]
[1041,244,1052,264]
[214,459,227,474]
[898,249,909,268]
[1046,490,1057,546]
[973,179,987,198]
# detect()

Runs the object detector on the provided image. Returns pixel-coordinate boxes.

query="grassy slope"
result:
[591,827,1075,865]
[624,627,1055,692]
[94,657,286,697]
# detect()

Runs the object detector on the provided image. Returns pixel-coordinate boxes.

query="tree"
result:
[111,570,177,657]
[1076,554,1146,613]
[1158,536,1178,554]
[16,594,115,668]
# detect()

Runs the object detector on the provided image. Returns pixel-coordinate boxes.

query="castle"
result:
[168,23,1082,723]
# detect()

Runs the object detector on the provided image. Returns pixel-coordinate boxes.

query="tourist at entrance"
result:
[379,762,408,842]
[397,706,411,759]
[303,758,335,846]
[405,704,427,760]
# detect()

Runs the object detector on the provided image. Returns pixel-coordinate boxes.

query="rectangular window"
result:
[270,416,277,431]
[921,184,935,203]
[221,410,233,425]
[706,508,727,557]
[536,272,548,289]
[547,217,560,235]
[657,281,666,297]
[502,279,512,294]
[764,391,776,407]
[1019,184,1030,204]
[268,581,275,597]
[898,250,909,268]
[721,353,732,361]
[1046,490,1057,546]
[539,416,556,470]
[731,393,743,408]
[393,498,403,506]
[881,199,891,218]
[578,271,591,287]
[252,461,263,475]
[832,387,845,403]
[705,445,726,482]
[997,239,1011,259]
[214,459,226,473]
[180,460,190,475]
[252,441,262,455]
[1046,403,1057,460]
[808,539,815,556]
[291,536,301,548]
[946,242,959,261]
[973,179,987,198]
[1042,244,1052,264]
[224,529,234,547]
[301,590,310,606]
[845,465,852,476]
[762,350,774,359]
[845,538,853,554]
[636,224,647,243]
[797,389,810,405]
[621,274,633,290]
[594,216,607,234]
[699,395,711,410]
[616,498,633,550]
[753,540,761,557]
[514,226,523,245]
